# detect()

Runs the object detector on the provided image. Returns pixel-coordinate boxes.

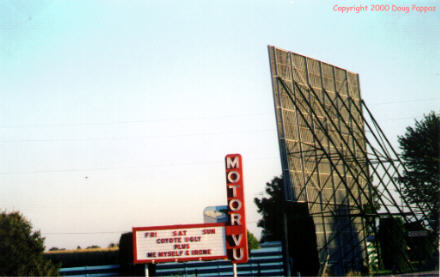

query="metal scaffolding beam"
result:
[268,46,433,275]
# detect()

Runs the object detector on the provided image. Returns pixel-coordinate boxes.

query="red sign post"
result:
[225,154,249,263]
[132,154,248,271]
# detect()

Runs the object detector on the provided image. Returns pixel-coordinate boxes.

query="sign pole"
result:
[233,263,237,277]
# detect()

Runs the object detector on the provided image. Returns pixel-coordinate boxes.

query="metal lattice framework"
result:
[268,46,432,275]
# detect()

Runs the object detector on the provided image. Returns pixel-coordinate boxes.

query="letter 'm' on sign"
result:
[226,156,240,169]
[224,154,248,263]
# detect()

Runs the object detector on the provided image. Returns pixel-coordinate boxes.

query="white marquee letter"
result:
[232,248,243,260]
[231,234,242,246]
[227,171,240,183]
[228,184,239,197]
[228,199,242,211]
[230,213,242,225]
[226,156,240,169]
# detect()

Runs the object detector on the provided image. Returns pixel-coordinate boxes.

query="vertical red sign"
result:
[225,154,249,263]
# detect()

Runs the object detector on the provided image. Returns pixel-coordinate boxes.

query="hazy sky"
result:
[1,0,439,250]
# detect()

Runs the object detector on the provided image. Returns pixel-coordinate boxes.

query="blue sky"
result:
[1,0,439,249]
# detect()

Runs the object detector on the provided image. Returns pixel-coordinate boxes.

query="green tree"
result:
[247,230,260,250]
[254,176,284,242]
[254,176,319,276]
[108,242,118,248]
[0,211,59,276]
[398,112,439,232]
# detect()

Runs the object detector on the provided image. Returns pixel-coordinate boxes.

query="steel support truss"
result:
[268,46,434,275]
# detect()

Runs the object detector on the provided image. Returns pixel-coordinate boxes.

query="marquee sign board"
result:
[133,223,227,264]
[132,154,248,266]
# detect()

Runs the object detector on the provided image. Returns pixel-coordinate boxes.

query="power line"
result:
[42,222,262,235]
[369,97,440,106]
[42,231,126,235]
[1,97,437,129]
[1,98,437,129]
[0,166,137,175]
[0,128,276,144]
[0,156,279,175]
[0,112,273,129]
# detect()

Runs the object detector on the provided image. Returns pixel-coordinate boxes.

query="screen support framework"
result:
[269,46,433,275]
